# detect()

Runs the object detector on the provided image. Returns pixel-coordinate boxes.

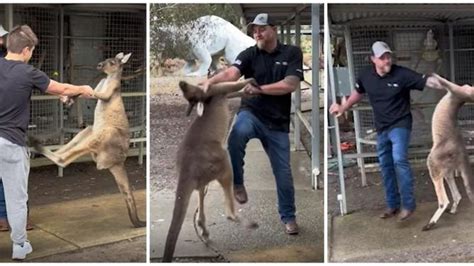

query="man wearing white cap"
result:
[201,13,303,235]
[330,41,446,221]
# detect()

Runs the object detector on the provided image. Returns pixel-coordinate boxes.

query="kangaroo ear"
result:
[121,53,132,64]
[115,52,124,60]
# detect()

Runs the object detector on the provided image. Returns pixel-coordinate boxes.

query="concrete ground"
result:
[151,138,324,262]
[330,200,474,262]
[0,190,146,262]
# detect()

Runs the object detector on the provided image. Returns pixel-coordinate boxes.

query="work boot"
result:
[233,184,248,204]
[379,208,399,219]
[284,220,299,235]
[398,208,415,222]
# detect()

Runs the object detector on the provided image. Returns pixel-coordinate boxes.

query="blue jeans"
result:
[376,127,416,211]
[0,180,6,218]
[228,110,296,223]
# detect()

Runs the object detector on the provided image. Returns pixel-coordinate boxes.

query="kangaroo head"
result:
[97,52,132,75]
[179,81,206,116]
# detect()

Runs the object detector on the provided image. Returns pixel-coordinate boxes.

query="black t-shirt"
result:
[355,64,427,132]
[232,42,304,132]
[0,58,50,146]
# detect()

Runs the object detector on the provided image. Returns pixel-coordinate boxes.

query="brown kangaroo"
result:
[423,73,474,231]
[162,78,257,262]
[30,52,145,228]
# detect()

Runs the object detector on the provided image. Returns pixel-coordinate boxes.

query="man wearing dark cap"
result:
[201,13,303,235]
[330,41,446,221]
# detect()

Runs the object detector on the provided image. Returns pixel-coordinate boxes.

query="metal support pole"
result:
[449,23,456,83]
[286,23,291,45]
[139,26,146,166]
[344,25,367,187]
[58,6,64,177]
[5,5,13,30]
[328,22,347,216]
[311,4,321,189]
[293,10,302,152]
[280,25,285,43]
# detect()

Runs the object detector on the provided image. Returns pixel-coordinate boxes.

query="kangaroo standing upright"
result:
[162,78,257,262]
[423,73,474,231]
[31,52,145,228]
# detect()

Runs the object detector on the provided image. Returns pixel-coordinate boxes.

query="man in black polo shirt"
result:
[330,41,445,221]
[201,13,304,234]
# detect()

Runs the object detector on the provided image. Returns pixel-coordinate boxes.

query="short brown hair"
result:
[6,25,38,53]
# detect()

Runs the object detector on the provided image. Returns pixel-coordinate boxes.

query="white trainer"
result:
[12,241,33,260]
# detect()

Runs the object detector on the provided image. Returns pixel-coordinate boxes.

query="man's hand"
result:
[329,102,345,117]
[79,85,94,98]
[198,80,211,93]
[59,95,75,106]
[243,83,262,95]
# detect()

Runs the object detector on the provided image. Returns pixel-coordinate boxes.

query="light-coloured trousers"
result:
[0,137,29,244]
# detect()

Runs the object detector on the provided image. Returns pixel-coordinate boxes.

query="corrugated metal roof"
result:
[237,4,323,26]
[330,4,474,25]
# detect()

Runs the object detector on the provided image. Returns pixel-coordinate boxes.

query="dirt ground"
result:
[22,158,146,262]
[28,158,146,206]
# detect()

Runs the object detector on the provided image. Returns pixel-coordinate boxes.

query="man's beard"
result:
[382,64,391,74]
[256,39,267,50]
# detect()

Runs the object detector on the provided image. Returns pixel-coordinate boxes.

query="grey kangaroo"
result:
[423,73,474,231]
[162,78,258,262]
[30,52,145,228]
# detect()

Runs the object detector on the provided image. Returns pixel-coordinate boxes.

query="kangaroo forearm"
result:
[435,74,474,100]
[207,79,254,96]
[93,89,115,101]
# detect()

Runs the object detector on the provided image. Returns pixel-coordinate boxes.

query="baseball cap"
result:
[371,41,392,58]
[0,25,8,37]
[247,13,275,33]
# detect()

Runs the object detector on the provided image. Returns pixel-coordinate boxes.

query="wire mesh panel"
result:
[453,23,474,149]
[11,5,61,143]
[63,6,146,132]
